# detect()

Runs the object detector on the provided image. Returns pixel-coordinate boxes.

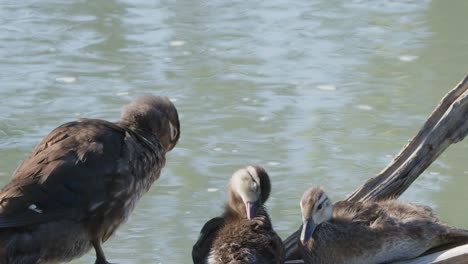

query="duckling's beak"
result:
[246,201,257,220]
[300,218,317,245]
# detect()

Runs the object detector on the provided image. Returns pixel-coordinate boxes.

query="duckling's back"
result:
[301,199,468,264]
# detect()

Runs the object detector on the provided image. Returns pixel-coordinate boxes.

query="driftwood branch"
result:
[347,75,468,202]
[284,75,468,262]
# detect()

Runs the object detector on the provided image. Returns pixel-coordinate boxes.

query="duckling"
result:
[192,165,284,264]
[0,95,180,264]
[298,187,468,264]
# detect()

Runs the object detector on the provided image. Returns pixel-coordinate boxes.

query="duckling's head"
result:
[299,187,333,245]
[228,165,271,220]
[120,95,180,152]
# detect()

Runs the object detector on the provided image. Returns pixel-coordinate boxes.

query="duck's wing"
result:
[192,216,224,264]
[0,119,128,228]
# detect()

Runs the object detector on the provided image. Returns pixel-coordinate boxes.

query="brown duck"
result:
[192,165,284,264]
[298,187,468,264]
[0,95,180,264]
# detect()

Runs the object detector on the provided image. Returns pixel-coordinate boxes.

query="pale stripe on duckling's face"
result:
[313,195,333,225]
[300,187,333,225]
[299,187,334,244]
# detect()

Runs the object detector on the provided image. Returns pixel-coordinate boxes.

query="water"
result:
[1,0,468,263]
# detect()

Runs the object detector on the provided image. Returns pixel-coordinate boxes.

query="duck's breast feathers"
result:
[0,119,139,228]
[231,218,284,264]
[211,212,284,264]
[192,217,225,264]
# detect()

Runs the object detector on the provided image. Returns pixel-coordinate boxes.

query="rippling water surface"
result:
[1,0,468,263]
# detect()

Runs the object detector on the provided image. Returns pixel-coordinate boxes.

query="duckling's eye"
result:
[317,204,323,210]
[252,182,258,192]
[169,121,178,141]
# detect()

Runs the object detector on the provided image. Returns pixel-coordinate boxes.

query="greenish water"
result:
[1,0,468,263]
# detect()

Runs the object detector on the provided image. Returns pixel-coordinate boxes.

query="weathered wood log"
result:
[283,75,468,262]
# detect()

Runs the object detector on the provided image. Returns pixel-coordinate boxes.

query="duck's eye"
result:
[317,204,323,210]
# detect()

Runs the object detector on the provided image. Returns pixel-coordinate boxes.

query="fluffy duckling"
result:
[192,165,284,264]
[0,95,180,264]
[298,187,468,264]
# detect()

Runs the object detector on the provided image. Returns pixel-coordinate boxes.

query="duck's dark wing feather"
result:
[192,216,224,264]
[0,119,128,228]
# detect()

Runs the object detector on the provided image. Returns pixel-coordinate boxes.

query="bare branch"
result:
[283,75,468,262]
[347,75,468,202]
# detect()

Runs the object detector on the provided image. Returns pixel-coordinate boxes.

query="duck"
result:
[192,165,284,264]
[297,187,468,264]
[0,95,180,264]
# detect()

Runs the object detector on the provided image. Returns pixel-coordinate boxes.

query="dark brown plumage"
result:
[192,165,284,264]
[297,187,468,264]
[0,95,180,264]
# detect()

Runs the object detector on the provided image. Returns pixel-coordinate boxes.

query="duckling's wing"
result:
[0,182,84,227]
[0,119,127,228]
[192,216,224,264]
[333,201,384,226]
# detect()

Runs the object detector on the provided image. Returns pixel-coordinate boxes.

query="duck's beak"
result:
[300,218,317,246]
[246,201,257,220]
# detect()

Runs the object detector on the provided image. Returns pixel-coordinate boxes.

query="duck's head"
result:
[120,95,180,152]
[299,187,333,245]
[228,165,271,220]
